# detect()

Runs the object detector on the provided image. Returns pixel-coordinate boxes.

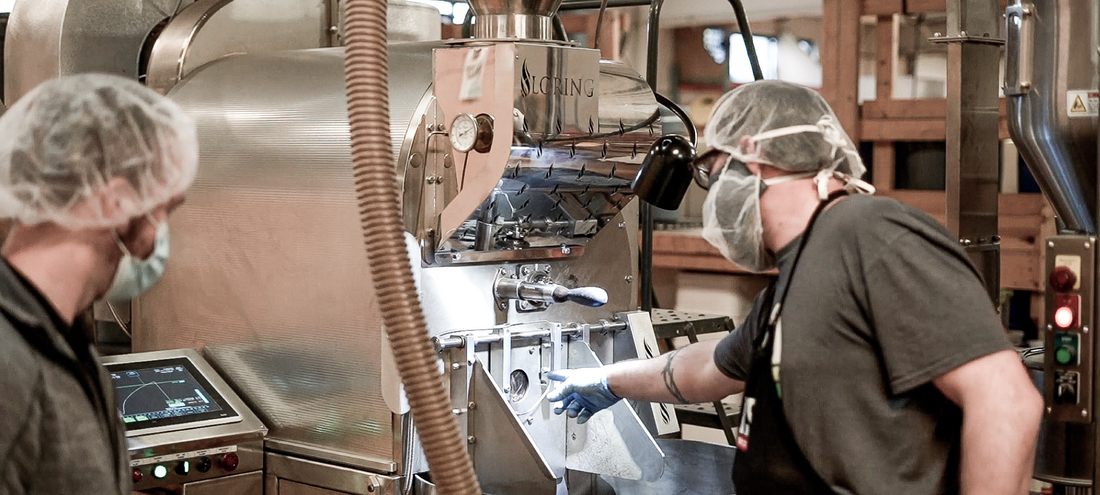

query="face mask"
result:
[701,159,814,272]
[102,215,170,302]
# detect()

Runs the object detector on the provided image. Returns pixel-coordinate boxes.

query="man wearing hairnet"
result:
[0,74,198,494]
[549,81,1042,494]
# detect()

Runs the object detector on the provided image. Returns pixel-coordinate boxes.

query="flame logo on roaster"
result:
[521,60,534,97]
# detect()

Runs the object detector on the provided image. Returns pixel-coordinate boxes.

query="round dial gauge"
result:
[449,113,478,152]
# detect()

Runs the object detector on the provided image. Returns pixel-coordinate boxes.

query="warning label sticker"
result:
[1067,90,1099,117]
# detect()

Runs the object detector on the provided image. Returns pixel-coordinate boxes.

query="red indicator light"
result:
[1050,266,1079,293]
[221,452,239,472]
[132,468,143,483]
[1055,307,1076,328]
[1053,294,1081,329]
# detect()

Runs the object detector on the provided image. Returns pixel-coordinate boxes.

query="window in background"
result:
[409,0,470,24]
[729,33,778,83]
[703,28,728,65]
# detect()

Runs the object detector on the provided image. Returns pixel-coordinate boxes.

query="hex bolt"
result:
[1086,242,1092,249]
[468,401,477,410]
[1047,407,1053,414]
[1048,241,1055,248]
[452,253,462,261]
[618,222,625,229]
[526,418,534,425]
[529,347,536,354]
[561,246,572,255]
[451,362,462,370]
[625,275,634,283]
[468,436,477,444]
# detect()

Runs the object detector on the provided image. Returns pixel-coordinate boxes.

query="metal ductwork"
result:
[1005,0,1099,235]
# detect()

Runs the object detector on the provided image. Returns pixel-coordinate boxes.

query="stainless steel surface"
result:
[265,452,401,495]
[1004,0,1098,234]
[145,0,335,95]
[468,0,564,17]
[600,439,736,495]
[468,360,557,494]
[182,471,264,495]
[139,47,437,472]
[478,14,555,40]
[566,340,664,482]
[942,0,1002,302]
[4,0,195,103]
[649,309,736,340]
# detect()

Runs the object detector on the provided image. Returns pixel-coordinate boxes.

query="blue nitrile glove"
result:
[546,367,621,424]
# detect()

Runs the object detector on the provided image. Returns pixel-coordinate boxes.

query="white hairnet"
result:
[0,73,198,230]
[703,80,866,177]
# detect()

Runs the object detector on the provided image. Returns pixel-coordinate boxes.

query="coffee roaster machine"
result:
[1004,0,1100,492]
[5,0,743,493]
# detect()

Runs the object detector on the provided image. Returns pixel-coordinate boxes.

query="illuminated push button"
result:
[152,465,169,479]
[196,457,212,473]
[1055,307,1076,329]
[175,460,190,476]
[132,468,143,483]
[221,452,239,471]
[1056,346,1077,365]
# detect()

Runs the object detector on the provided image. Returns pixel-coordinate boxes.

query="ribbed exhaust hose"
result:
[341,0,482,493]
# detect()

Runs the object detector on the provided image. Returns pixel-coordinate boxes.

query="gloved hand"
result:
[546,367,621,424]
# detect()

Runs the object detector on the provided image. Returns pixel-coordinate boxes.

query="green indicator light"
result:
[152,465,169,479]
[122,417,135,423]
[1056,347,1075,365]
[135,415,148,421]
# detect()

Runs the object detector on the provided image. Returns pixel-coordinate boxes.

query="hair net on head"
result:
[703,80,866,177]
[0,73,199,230]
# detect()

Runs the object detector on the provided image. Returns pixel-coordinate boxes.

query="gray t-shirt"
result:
[715,194,1011,495]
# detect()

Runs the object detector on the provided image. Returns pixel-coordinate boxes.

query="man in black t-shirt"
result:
[0,74,198,494]
[548,81,1042,494]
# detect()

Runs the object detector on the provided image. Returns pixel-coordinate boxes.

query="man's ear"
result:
[94,176,136,226]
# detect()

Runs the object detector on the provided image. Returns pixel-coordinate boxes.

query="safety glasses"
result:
[693,149,733,190]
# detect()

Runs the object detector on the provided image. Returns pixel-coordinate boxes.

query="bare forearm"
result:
[604,340,743,404]
[937,351,1043,495]
[958,391,1042,495]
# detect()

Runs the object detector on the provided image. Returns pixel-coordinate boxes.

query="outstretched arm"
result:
[548,339,744,422]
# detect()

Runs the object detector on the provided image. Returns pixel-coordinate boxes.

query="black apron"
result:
[732,192,846,495]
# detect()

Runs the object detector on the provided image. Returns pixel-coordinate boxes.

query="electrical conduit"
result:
[341,0,482,493]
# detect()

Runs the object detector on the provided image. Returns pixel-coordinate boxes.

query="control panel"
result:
[130,445,259,491]
[1045,236,1095,423]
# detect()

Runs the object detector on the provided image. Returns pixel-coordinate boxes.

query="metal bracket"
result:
[928,33,1006,45]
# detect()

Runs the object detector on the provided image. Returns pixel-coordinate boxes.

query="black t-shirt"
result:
[714,194,1011,495]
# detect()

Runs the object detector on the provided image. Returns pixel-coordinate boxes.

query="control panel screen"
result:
[107,357,239,433]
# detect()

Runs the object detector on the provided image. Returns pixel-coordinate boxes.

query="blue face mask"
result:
[103,215,170,302]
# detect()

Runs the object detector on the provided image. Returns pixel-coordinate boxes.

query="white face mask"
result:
[102,215,170,302]
[701,159,814,272]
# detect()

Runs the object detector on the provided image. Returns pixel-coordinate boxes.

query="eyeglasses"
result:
[692,149,731,190]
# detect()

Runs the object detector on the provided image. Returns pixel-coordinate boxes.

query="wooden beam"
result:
[821,0,862,142]
[861,118,947,141]
[875,15,896,100]
[862,98,947,119]
[872,142,896,191]
[863,0,904,15]
[904,0,947,13]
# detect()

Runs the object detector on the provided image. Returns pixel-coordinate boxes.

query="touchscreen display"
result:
[107,357,239,433]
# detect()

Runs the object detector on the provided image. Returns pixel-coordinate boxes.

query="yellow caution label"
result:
[1067,90,1099,117]
[1072,95,1088,113]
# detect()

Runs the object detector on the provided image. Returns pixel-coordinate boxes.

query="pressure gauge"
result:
[449,113,478,152]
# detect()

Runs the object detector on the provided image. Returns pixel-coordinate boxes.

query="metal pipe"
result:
[342,0,480,492]
[433,320,629,351]
[727,0,763,81]
[559,0,650,8]
[593,0,610,50]
[640,0,664,313]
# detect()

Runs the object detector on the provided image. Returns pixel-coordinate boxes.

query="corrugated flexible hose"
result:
[342,0,482,493]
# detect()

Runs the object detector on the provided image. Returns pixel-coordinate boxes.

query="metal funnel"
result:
[467,0,564,39]
[1005,0,1098,235]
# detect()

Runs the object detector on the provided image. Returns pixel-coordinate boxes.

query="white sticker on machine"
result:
[1066,90,1099,117]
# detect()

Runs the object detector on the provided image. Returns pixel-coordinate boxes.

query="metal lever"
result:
[494,278,608,307]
